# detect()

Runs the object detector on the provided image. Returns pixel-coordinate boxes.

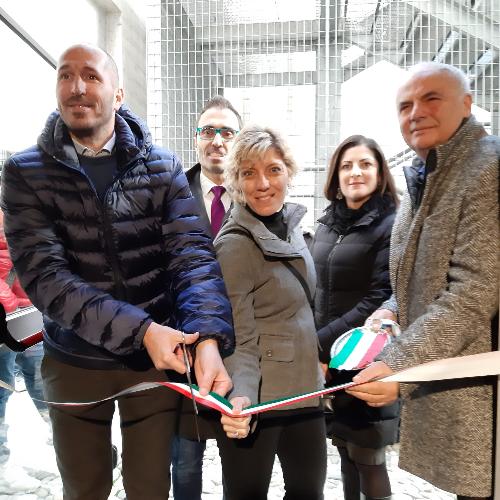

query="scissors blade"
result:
[181,340,201,442]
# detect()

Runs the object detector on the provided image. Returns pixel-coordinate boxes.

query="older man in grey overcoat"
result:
[347,62,499,499]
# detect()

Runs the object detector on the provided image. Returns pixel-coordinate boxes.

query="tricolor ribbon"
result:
[1,351,499,417]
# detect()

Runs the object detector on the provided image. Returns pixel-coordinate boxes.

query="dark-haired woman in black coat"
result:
[310,135,400,500]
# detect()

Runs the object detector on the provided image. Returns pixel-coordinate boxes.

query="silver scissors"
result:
[181,332,201,442]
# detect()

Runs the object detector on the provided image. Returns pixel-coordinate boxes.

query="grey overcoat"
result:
[379,116,499,496]
[214,203,323,410]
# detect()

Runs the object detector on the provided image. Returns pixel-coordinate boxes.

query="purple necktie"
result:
[210,186,226,235]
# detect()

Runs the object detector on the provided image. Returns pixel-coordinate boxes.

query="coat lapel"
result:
[187,166,213,238]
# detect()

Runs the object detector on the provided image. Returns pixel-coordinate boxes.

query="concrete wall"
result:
[92,0,147,119]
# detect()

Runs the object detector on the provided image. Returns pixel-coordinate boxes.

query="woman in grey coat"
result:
[213,125,326,500]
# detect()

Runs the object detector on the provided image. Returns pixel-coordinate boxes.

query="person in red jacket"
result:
[0,209,32,312]
[0,207,48,465]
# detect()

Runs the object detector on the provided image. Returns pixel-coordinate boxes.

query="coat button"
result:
[266,349,273,357]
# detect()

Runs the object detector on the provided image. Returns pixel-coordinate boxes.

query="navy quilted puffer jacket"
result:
[1,106,234,369]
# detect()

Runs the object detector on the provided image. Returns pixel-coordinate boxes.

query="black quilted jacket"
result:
[311,194,396,363]
[1,106,234,369]
[310,194,400,448]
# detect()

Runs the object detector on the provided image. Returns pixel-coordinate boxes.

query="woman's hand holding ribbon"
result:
[221,396,252,439]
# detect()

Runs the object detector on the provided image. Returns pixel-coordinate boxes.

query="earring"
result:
[336,187,343,200]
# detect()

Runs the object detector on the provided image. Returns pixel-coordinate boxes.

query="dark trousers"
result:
[215,409,327,500]
[42,355,179,500]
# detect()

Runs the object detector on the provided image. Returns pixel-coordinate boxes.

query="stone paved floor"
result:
[0,389,456,499]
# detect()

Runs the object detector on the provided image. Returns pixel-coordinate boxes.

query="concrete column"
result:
[92,0,147,119]
[315,0,343,222]
[159,0,224,165]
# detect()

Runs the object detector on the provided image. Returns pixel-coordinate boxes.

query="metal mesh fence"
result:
[147,0,499,227]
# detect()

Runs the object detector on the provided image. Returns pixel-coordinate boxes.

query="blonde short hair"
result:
[224,125,299,204]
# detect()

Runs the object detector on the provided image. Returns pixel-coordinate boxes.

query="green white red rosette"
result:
[329,319,401,370]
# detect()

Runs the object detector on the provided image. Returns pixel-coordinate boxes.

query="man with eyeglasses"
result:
[171,95,243,500]
[186,96,242,237]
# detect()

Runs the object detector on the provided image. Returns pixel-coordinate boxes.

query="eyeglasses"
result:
[196,126,239,142]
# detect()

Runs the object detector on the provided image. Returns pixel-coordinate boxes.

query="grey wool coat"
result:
[378,116,499,497]
[214,203,323,410]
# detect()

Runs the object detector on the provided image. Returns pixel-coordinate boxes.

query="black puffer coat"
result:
[310,194,399,448]
[1,106,234,369]
[313,194,395,360]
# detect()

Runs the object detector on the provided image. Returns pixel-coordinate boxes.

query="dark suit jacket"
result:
[180,163,233,440]
[185,163,231,239]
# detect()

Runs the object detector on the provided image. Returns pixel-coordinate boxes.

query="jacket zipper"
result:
[328,234,344,260]
[100,156,144,302]
[325,233,344,322]
[101,192,127,301]
[321,228,345,273]
[51,154,141,302]
[327,233,344,273]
